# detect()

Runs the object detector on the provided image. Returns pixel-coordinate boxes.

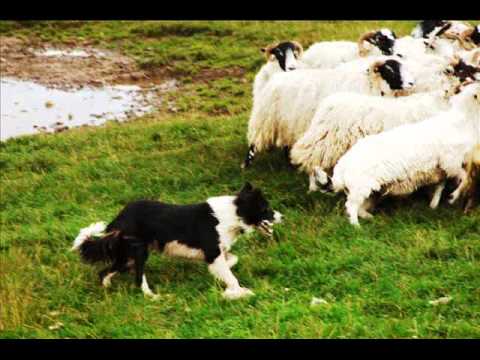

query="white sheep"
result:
[252,41,304,101]
[411,20,472,39]
[290,86,458,193]
[242,56,415,168]
[334,52,460,94]
[331,81,480,226]
[301,29,394,69]
[463,144,480,213]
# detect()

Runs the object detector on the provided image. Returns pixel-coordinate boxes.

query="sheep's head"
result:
[442,25,479,50]
[449,80,480,112]
[414,20,449,38]
[472,49,480,67]
[459,26,480,49]
[367,58,415,96]
[471,25,480,46]
[261,41,303,72]
[444,56,480,82]
[358,29,397,56]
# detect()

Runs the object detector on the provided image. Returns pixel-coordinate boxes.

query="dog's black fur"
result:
[77,182,277,292]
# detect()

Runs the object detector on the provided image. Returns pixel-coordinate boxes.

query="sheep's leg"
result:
[308,173,319,193]
[345,194,367,227]
[283,146,290,161]
[345,199,360,226]
[241,145,256,169]
[358,198,374,219]
[463,170,478,213]
[283,146,295,168]
[430,181,446,209]
[314,166,332,193]
[449,169,469,204]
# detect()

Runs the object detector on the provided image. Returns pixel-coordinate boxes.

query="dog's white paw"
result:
[144,293,160,301]
[223,287,254,300]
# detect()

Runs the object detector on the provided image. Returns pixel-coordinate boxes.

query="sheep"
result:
[444,55,480,82]
[242,56,415,169]
[290,85,459,193]
[336,51,463,94]
[330,81,480,226]
[411,20,473,39]
[462,144,480,213]
[301,29,395,69]
[392,22,476,61]
[456,48,480,68]
[401,53,470,93]
[252,41,304,101]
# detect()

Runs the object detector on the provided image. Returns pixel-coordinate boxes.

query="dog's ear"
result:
[241,182,254,193]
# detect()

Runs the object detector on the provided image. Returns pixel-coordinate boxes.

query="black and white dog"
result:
[71,183,282,300]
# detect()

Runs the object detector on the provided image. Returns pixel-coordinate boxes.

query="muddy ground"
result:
[0,36,186,140]
[0,36,163,89]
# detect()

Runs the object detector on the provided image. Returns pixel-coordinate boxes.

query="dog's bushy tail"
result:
[71,222,121,264]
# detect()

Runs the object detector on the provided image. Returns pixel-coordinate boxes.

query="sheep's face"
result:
[450,81,480,111]
[262,41,302,72]
[366,29,397,55]
[374,59,415,92]
[444,59,480,82]
[416,20,448,38]
[471,25,480,46]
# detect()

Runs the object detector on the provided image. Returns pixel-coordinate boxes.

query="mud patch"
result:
[0,36,157,89]
[1,36,181,141]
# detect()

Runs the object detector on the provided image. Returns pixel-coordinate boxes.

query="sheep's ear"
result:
[241,182,254,193]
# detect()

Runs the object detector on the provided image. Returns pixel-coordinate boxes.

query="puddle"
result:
[33,48,108,58]
[1,77,156,141]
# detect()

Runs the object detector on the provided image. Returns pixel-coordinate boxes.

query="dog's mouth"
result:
[257,220,275,237]
[256,211,283,237]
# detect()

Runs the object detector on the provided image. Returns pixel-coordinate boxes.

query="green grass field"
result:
[1,21,480,339]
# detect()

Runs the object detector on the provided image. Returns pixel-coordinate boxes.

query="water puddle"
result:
[33,48,108,58]
[1,77,156,141]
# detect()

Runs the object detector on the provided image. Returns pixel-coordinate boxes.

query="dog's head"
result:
[234,182,282,237]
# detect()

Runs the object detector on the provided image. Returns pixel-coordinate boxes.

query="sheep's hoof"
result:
[448,193,459,205]
[359,211,373,219]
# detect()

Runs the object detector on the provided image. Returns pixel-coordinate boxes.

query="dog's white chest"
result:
[163,241,205,260]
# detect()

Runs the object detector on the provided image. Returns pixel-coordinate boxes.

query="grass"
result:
[1,20,480,339]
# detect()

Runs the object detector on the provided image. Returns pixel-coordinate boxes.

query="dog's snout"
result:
[287,66,296,71]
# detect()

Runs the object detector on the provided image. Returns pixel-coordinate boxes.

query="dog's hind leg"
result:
[208,252,253,300]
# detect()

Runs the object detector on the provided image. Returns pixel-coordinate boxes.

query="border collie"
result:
[71,183,282,300]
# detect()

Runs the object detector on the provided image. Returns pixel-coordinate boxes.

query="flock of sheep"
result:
[243,20,480,226]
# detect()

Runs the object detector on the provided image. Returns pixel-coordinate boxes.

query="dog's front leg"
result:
[208,253,253,300]
[133,244,159,300]
[225,252,238,268]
